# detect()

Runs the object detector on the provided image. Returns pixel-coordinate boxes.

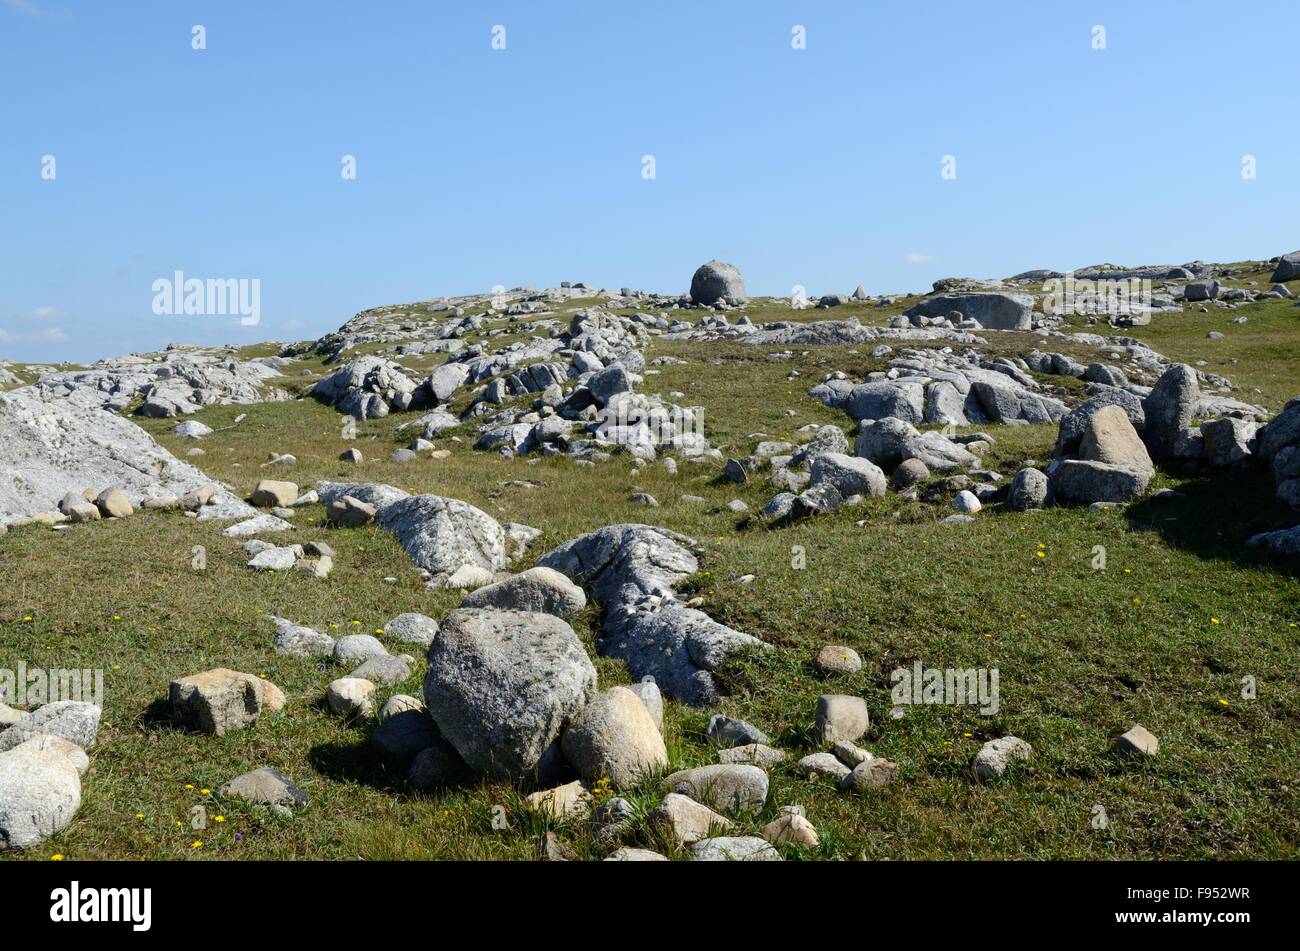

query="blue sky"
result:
[2,0,1296,363]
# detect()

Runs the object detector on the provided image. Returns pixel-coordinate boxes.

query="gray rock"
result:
[169,669,285,736]
[349,654,412,685]
[1270,250,1300,283]
[905,291,1034,329]
[816,694,868,744]
[845,382,925,424]
[272,618,336,658]
[971,736,1032,781]
[0,701,101,753]
[325,680,377,717]
[1008,467,1049,511]
[407,740,470,791]
[689,836,782,861]
[379,694,425,721]
[372,709,445,765]
[376,492,507,584]
[537,524,762,705]
[1201,417,1256,467]
[815,645,862,674]
[0,738,82,850]
[422,609,598,779]
[854,417,920,469]
[461,566,587,617]
[891,457,930,490]
[175,420,212,439]
[625,679,664,732]
[383,613,439,646]
[839,757,899,791]
[326,495,376,527]
[333,634,388,666]
[1051,459,1150,505]
[689,260,748,305]
[792,482,844,518]
[1055,389,1146,458]
[797,752,852,782]
[1113,723,1159,757]
[605,847,669,861]
[648,792,732,844]
[717,743,787,768]
[760,492,797,520]
[1142,364,1199,462]
[218,766,308,807]
[790,424,850,465]
[706,715,769,748]
[810,452,886,498]
[1078,404,1153,473]
[661,764,769,813]
[561,685,667,789]
[0,386,253,521]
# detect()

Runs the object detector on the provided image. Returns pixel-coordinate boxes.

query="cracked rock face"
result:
[0,386,251,522]
[538,524,763,705]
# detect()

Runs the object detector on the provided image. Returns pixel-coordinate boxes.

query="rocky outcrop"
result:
[0,386,251,523]
[538,524,764,705]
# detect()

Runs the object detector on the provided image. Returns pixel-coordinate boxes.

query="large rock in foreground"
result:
[0,386,251,522]
[423,609,597,780]
[689,260,748,305]
[0,737,83,850]
[561,685,667,789]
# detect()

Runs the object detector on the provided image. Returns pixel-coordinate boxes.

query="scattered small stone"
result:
[648,792,732,844]
[706,714,769,748]
[169,669,285,736]
[762,812,819,848]
[326,677,376,718]
[660,764,769,813]
[971,736,1032,781]
[840,757,899,791]
[689,836,782,861]
[814,645,861,675]
[815,694,869,744]
[218,767,308,807]
[1113,723,1159,757]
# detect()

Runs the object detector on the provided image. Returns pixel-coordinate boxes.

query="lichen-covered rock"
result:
[422,609,597,780]
[538,524,763,705]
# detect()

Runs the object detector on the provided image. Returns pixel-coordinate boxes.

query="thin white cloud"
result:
[3,0,71,20]
[3,0,44,16]
[14,305,68,323]
[905,253,934,265]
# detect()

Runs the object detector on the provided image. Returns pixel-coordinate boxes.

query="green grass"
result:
[2,281,1299,861]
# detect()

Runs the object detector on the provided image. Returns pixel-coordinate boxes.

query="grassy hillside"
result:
[2,275,1298,861]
